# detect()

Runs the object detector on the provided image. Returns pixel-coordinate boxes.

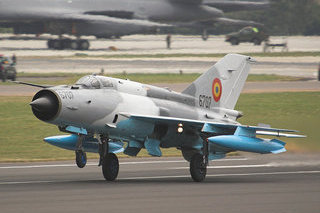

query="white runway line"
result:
[120,170,320,180]
[0,170,319,185]
[0,158,247,169]
[172,164,272,170]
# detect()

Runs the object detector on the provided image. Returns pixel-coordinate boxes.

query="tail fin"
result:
[182,54,254,110]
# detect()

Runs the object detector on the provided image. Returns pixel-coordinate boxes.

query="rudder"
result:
[182,54,255,110]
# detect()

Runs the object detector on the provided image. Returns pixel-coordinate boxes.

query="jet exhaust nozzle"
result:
[207,135,286,154]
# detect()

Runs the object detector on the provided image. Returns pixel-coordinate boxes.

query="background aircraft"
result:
[20,54,304,182]
[0,0,269,50]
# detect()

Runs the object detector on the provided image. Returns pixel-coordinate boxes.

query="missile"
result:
[44,134,124,153]
[208,135,286,154]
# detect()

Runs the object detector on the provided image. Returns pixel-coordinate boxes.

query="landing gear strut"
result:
[99,135,119,181]
[189,139,209,182]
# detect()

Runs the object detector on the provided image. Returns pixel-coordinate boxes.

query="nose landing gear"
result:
[75,150,87,168]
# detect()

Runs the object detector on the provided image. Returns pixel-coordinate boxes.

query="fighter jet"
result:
[0,0,268,50]
[19,54,304,182]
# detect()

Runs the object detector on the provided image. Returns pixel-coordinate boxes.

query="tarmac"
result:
[0,153,319,213]
[0,34,319,213]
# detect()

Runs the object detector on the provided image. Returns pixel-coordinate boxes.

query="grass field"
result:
[7,73,305,86]
[0,92,319,162]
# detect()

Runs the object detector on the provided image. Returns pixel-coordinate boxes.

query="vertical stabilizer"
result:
[182,54,254,110]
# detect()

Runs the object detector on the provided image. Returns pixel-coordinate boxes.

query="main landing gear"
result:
[189,139,209,182]
[47,38,90,50]
[99,135,119,181]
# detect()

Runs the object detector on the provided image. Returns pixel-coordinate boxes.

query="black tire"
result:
[102,153,119,181]
[52,39,63,50]
[190,153,207,182]
[230,38,239,45]
[78,40,90,50]
[61,39,71,49]
[75,150,87,168]
[47,39,54,49]
[70,40,79,50]
[1,71,7,82]
[252,38,261,46]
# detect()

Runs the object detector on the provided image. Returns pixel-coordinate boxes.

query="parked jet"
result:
[0,0,269,50]
[17,54,304,182]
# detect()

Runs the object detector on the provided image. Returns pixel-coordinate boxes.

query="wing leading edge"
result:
[120,112,304,138]
[120,113,305,156]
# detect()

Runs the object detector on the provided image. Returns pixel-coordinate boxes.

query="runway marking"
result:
[120,170,320,181]
[172,164,272,170]
[0,170,319,185]
[0,158,247,169]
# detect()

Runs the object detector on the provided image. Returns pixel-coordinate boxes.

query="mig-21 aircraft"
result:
[18,54,304,182]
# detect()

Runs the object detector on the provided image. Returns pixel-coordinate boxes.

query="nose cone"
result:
[30,97,54,112]
[31,90,60,121]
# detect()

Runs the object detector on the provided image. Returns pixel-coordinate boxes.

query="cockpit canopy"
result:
[75,75,114,89]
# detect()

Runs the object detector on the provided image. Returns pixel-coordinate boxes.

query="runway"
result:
[15,56,319,78]
[0,153,319,213]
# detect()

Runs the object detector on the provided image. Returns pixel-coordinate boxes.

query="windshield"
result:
[75,75,101,89]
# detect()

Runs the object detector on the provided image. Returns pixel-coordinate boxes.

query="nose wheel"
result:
[75,150,87,168]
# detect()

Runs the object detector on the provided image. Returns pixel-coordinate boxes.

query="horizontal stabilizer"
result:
[216,17,263,27]
[203,0,270,13]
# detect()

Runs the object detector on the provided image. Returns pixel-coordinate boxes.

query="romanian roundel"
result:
[212,78,222,102]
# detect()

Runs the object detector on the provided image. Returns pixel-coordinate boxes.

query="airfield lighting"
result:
[177,123,184,133]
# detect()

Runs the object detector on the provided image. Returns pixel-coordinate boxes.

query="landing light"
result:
[177,123,184,133]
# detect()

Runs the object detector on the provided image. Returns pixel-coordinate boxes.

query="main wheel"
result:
[102,153,119,181]
[230,38,239,45]
[52,39,62,50]
[252,38,261,45]
[47,39,54,49]
[190,153,207,182]
[78,40,90,50]
[75,150,87,168]
[1,71,7,82]
[70,40,79,50]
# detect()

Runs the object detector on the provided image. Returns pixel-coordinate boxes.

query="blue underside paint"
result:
[44,135,124,153]
[208,135,286,154]
[65,126,88,135]
[144,138,162,157]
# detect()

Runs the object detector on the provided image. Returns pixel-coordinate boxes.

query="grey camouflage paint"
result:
[30,54,252,158]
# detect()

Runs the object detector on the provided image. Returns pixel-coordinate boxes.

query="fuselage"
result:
[31,75,238,149]
[0,0,222,23]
